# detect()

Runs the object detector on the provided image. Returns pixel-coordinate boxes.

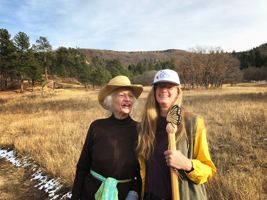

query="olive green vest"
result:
[139,115,208,200]
[176,115,207,200]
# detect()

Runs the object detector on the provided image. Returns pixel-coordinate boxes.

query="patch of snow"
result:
[0,148,71,199]
[250,80,267,83]
[60,192,72,199]
[0,149,21,167]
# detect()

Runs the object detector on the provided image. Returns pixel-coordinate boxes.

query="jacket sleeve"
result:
[185,117,216,184]
[138,157,146,200]
[71,126,94,200]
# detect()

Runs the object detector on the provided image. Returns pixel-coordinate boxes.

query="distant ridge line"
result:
[78,48,187,54]
[78,48,189,66]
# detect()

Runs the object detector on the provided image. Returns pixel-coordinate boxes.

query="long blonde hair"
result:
[136,85,187,161]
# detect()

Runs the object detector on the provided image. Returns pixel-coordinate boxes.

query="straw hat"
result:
[98,76,143,109]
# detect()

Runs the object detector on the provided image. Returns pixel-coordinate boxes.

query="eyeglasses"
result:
[154,85,177,91]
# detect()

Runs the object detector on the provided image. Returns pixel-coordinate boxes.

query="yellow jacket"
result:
[139,117,216,199]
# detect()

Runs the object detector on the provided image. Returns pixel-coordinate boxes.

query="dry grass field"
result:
[0,82,266,200]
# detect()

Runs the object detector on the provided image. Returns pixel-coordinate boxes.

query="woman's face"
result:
[112,87,134,119]
[155,82,179,110]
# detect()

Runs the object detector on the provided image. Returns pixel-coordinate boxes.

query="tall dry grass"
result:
[0,83,266,199]
[182,84,267,200]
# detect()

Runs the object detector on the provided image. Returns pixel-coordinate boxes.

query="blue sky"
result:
[1,0,267,52]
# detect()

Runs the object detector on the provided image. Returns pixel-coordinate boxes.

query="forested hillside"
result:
[77,48,188,66]
[232,43,267,81]
[1,28,266,93]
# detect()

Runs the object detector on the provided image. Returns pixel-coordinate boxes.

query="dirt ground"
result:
[0,158,49,200]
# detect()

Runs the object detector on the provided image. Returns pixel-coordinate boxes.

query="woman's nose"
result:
[161,87,168,92]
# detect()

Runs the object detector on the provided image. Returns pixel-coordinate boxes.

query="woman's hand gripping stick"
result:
[166,105,182,200]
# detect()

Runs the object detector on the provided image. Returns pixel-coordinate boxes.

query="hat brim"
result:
[98,84,143,109]
[151,80,180,85]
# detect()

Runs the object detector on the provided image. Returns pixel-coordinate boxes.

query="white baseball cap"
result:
[152,69,180,85]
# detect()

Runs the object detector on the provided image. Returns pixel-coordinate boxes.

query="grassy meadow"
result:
[0,82,266,200]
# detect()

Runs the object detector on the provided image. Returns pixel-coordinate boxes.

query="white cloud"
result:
[1,0,267,52]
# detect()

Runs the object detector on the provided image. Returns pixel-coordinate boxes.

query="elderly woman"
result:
[71,76,143,200]
[136,69,216,200]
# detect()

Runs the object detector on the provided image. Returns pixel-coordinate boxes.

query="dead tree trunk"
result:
[42,83,46,97]
[20,75,24,93]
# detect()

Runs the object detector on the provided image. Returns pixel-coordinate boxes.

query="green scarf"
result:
[90,170,133,200]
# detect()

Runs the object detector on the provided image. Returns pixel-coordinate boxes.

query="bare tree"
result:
[179,45,242,89]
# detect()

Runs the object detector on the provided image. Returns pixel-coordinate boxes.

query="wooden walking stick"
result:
[166,105,182,200]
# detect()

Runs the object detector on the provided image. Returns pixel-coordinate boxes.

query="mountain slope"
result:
[78,48,189,66]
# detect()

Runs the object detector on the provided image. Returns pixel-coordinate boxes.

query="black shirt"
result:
[145,115,172,199]
[71,114,141,200]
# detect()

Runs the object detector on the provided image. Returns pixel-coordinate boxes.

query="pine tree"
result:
[12,31,30,93]
[95,66,108,86]
[78,64,91,91]
[254,49,264,68]
[56,47,76,77]
[0,28,15,90]
[124,69,134,80]
[110,66,120,77]
[136,61,143,74]
[56,63,68,81]
[26,49,44,91]
[32,36,52,84]
[128,64,137,75]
